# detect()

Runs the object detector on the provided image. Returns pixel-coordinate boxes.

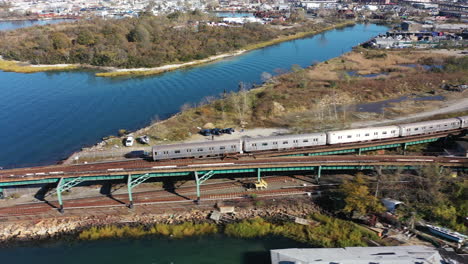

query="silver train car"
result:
[326,126,400,145]
[457,115,468,128]
[152,139,242,161]
[399,118,461,137]
[243,133,326,152]
[150,116,467,161]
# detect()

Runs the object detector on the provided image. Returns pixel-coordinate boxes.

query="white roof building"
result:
[271,246,444,264]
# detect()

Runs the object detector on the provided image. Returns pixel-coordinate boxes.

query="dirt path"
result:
[350,97,468,128]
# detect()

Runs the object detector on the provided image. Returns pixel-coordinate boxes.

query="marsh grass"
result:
[0,59,79,73]
[78,222,218,240]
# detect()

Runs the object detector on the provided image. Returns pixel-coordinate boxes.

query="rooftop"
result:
[271,245,443,264]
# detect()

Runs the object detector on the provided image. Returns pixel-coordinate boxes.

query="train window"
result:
[415,128,418,131]
[262,143,268,146]
[338,136,342,139]
[382,131,387,135]
[293,140,298,143]
[154,152,158,155]
[374,132,378,135]
[175,150,181,154]
[303,139,309,143]
[391,130,396,133]
[429,127,433,129]
[231,145,236,148]
[209,147,214,150]
[313,138,318,142]
[197,148,203,152]
[283,141,288,144]
[273,142,278,145]
[187,149,192,152]
[444,124,448,126]
[220,146,225,150]
[365,133,370,136]
[347,135,352,138]
[356,134,360,137]
[164,151,168,154]
[252,143,256,147]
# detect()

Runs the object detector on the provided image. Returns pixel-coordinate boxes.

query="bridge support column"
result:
[0,188,3,199]
[194,171,215,202]
[257,168,261,182]
[56,177,84,214]
[316,166,322,184]
[402,143,407,155]
[127,173,152,209]
[127,175,133,209]
[358,148,362,155]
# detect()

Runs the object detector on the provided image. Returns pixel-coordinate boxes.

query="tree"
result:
[51,32,70,50]
[340,173,385,217]
[77,29,96,46]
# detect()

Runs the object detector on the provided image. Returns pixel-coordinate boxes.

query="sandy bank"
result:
[95,50,247,77]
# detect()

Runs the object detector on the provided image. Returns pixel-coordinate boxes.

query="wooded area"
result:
[0,12,325,68]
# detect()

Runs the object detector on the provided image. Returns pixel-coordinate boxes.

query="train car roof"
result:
[398,117,460,127]
[243,133,326,142]
[326,125,400,135]
[152,139,240,151]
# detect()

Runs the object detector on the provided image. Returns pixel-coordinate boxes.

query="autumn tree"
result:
[340,173,385,217]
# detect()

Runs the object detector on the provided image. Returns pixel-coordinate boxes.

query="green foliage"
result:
[340,173,385,216]
[224,215,379,247]
[77,29,96,46]
[79,222,218,240]
[51,32,70,50]
[0,13,345,68]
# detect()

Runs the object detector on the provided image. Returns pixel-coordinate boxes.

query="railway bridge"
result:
[0,155,467,213]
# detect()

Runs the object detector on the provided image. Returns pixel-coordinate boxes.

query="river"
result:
[0,19,74,31]
[0,235,307,264]
[0,22,388,168]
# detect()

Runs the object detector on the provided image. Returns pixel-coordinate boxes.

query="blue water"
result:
[0,19,73,31]
[0,235,308,264]
[0,23,388,168]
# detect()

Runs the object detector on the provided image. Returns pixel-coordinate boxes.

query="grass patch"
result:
[224,214,380,247]
[78,222,218,240]
[0,59,79,73]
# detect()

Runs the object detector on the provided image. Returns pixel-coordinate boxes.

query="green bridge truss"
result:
[1,163,467,213]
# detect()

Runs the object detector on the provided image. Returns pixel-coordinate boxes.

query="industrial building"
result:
[270,246,445,264]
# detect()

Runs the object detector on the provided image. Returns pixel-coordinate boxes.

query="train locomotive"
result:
[151,116,468,161]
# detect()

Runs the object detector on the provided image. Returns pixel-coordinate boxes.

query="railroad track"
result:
[1,155,466,182]
[0,186,310,218]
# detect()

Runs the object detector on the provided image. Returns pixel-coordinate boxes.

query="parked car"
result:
[200,129,212,136]
[139,135,150,144]
[211,128,222,135]
[125,150,146,158]
[124,136,134,147]
[222,128,235,134]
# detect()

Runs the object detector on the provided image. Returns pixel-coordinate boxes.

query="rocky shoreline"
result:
[0,197,318,243]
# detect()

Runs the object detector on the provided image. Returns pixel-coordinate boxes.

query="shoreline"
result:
[0,21,355,78]
[0,196,317,243]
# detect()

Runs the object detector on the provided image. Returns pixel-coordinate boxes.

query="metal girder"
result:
[316,166,322,184]
[194,170,216,201]
[127,173,152,208]
[56,177,84,213]
[257,168,261,182]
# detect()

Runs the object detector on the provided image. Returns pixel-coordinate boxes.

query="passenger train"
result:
[151,116,468,161]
